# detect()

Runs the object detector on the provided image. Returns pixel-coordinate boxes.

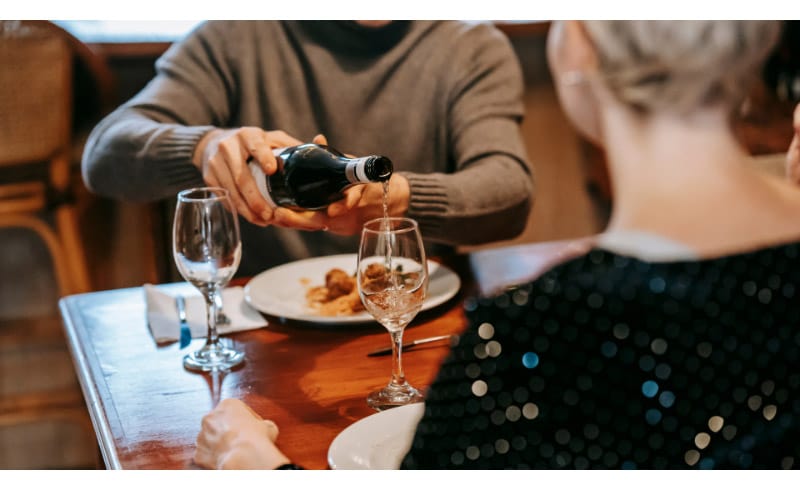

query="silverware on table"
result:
[367,334,456,357]
[176,295,192,349]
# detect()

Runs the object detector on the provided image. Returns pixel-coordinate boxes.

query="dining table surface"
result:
[58,242,573,469]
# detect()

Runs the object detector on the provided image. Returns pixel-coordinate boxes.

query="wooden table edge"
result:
[59,295,122,469]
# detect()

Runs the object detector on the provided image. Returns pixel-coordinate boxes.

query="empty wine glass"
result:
[358,217,428,411]
[173,187,244,371]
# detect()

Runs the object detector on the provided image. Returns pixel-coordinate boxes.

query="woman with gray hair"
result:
[194,21,800,469]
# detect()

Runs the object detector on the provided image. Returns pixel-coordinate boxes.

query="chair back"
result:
[0,22,72,168]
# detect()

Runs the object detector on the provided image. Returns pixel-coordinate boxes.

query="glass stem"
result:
[204,287,221,348]
[389,328,406,387]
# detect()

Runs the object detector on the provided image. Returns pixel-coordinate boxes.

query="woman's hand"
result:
[192,127,304,226]
[194,398,290,470]
[787,102,800,185]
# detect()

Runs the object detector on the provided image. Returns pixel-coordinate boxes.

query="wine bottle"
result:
[248,143,393,211]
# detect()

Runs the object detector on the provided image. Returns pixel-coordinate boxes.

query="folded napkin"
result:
[144,284,268,344]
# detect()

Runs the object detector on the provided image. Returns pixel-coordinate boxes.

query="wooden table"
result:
[59,276,470,469]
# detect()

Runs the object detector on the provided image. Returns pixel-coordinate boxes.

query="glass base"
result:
[183,344,244,372]
[367,382,424,411]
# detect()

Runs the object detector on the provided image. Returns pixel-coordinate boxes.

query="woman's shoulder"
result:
[487,238,800,318]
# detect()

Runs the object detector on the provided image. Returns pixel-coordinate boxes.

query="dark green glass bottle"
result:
[249,143,393,210]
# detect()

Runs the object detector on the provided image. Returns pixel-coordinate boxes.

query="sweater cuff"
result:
[151,125,216,191]
[402,171,448,240]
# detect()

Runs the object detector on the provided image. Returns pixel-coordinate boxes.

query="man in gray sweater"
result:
[82,21,534,276]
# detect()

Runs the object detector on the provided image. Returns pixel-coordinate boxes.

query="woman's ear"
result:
[548,20,604,145]
[547,20,599,78]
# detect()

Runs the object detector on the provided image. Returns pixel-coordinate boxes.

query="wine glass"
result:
[358,217,428,411]
[173,187,244,371]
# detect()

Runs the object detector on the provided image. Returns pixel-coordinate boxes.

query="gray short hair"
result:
[582,21,781,113]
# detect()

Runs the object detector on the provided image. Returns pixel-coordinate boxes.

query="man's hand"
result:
[194,398,290,470]
[192,127,303,226]
[787,103,800,185]
[293,173,411,236]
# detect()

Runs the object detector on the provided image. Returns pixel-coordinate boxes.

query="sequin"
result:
[401,244,800,469]
[642,380,659,398]
[464,363,481,379]
[471,380,488,397]
[650,338,668,355]
[694,432,711,449]
[696,342,713,358]
[654,363,672,380]
[612,323,630,340]
[495,439,510,454]
[478,323,495,340]
[698,458,715,469]
[639,355,656,372]
[555,429,571,445]
[485,341,502,358]
[505,405,521,422]
[708,416,724,432]
[685,450,700,466]
[649,277,666,293]
[522,352,539,369]
[522,402,539,420]
[721,425,737,441]
[490,410,505,425]
[645,409,662,425]
[601,341,618,358]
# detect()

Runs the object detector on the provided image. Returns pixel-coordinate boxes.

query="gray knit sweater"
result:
[82,21,534,275]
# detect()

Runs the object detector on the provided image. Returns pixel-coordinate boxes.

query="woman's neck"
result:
[601,102,800,257]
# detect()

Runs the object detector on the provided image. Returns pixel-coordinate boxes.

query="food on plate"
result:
[305,268,364,316]
[305,264,422,316]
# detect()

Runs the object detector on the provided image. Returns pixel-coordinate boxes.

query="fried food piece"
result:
[305,267,365,316]
[325,268,355,299]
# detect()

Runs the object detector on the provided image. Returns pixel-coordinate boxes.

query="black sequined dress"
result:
[401,242,800,469]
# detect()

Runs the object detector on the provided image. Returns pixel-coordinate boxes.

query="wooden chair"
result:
[0,21,92,296]
[0,21,110,468]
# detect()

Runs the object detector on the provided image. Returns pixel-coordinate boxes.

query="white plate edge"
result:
[327,402,426,470]
[243,254,460,325]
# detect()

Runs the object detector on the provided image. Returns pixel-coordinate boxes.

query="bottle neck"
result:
[345,156,374,184]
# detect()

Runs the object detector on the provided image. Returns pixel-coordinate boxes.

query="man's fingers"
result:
[272,208,328,231]
[345,185,365,209]
[208,158,264,226]
[312,133,328,145]
[327,186,364,217]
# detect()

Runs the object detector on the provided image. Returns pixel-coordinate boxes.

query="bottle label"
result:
[345,158,369,184]
[249,161,278,209]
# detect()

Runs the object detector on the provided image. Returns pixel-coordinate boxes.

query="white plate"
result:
[328,403,425,469]
[244,254,460,325]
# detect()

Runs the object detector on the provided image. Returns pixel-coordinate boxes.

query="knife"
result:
[367,334,455,357]
[176,295,192,349]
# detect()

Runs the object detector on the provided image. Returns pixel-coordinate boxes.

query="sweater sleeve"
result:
[405,23,534,245]
[81,21,237,202]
